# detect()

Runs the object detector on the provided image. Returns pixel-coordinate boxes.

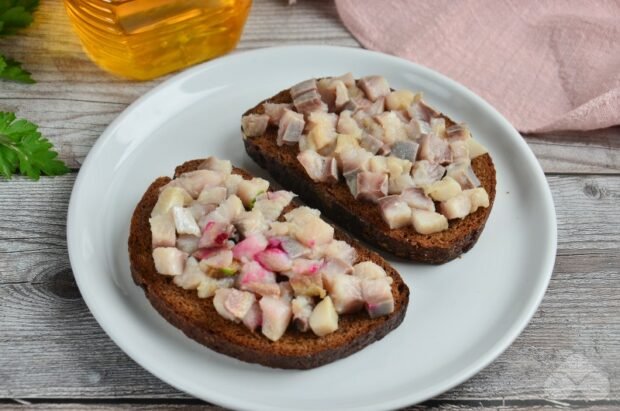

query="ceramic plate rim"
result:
[67,45,557,411]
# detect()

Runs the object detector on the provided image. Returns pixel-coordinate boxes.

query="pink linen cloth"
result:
[335,0,620,133]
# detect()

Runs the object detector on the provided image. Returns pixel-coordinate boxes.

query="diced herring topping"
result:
[297,150,338,183]
[358,76,391,101]
[150,213,176,247]
[292,295,314,332]
[153,247,188,276]
[400,187,435,212]
[356,171,388,202]
[446,160,481,190]
[241,114,269,137]
[148,156,395,341]
[426,176,462,202]
[411,209,449,234]
[291,79,326,115]
[361,278,394,319]
[378,195,412,229]
[248,74,490,236]
[262,103,293,125]
[309,296,339,337]
[277,109,305,146]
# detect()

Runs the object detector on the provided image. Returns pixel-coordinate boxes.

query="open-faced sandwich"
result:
[241,74,496,263]
[128,157,409,369]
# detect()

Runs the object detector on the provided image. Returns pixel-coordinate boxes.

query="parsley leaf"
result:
[0,112,69,180]
[0,0,39,83]
[0,0,39,35]
[0,54,34,83]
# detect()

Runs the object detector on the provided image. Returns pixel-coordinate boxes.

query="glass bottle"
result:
[64,0,252,80]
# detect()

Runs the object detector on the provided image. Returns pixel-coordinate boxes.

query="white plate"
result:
[67,46,556,410]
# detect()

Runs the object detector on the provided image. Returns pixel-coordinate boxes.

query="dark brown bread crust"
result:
[242,89,497,264]
[128,159,409,369]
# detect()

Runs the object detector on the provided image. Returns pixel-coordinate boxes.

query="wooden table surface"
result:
[1,0,619,409]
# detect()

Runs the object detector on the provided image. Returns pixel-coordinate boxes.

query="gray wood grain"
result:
[0,0,618,173]
[1,0,619,408]
[0,174,618,402]
[0,402,619,411]
[524,128,620,174]
[0,405,219,411]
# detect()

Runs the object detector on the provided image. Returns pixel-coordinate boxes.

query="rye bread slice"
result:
[128,159,409,369]
[242,88,497,264]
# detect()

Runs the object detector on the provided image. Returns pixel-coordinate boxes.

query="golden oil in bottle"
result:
[64,0,252,80]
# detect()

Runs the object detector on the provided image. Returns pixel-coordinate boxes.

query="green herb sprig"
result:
[0,112,69,180]
[0,54,33,83]
[0,0,39,83]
